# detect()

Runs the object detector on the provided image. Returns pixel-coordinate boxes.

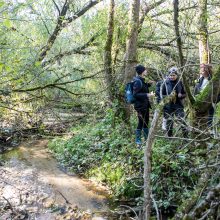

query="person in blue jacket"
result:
[133,64,155,145]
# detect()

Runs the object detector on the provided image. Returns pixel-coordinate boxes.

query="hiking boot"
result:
[135,129,142,145]
[143,128,149,141]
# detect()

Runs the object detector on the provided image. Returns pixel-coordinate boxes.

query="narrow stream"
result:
[0,139,111,219]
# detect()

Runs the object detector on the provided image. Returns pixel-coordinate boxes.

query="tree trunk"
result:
[198,0,210,65]
[143,94,176,220]
[124,0,140,83]
[103,0,115,104]
[120,0,140,124]
[143,108,162,220]
[173,0,194,105]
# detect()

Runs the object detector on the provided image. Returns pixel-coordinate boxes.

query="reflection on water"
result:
[1,140,115,219]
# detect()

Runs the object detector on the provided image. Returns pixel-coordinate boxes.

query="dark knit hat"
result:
[135,65,146,75]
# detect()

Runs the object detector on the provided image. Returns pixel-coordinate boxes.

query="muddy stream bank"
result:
[0,139,112,220]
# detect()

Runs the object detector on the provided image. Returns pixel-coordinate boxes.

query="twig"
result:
[154,135,210,142]
[3,196,14,212]
[151,194,160,220]
[119,205,138,219]
[57,190,71,204]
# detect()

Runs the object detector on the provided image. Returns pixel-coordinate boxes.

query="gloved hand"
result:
[170,91,177,103]
[178,93,186,99]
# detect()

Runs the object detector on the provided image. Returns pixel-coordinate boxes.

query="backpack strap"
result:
[133,78,142,92]
[138,79,143,89]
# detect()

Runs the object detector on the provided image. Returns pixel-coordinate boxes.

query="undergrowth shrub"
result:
[48,113,202,209]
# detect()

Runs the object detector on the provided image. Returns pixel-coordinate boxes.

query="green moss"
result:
[194,65,220,110]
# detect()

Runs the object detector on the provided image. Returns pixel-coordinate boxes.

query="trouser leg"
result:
[164,106,173,137]
[175,107,188,138]
[208,106,215,127]
[135,129,142,144]
[136,110,149,143]
[143,128,149,140]
[142,110,149,140]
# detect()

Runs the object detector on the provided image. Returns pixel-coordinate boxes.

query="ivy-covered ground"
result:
[48,112,212,217]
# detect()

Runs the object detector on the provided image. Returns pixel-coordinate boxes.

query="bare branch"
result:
[12,70,103,93]
[52,0,61,15]
[66,0,103,23]
[139,0,166,33]
[43,30,104,66]
[39,0,69,61]
[3,196,14,212]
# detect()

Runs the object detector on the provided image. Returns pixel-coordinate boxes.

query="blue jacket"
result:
[133,76,151,111]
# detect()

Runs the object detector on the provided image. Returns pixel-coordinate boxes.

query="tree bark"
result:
[198,0,210,64]
[103,0,115,103]
[173,0,194,105]
[119,0,140,124]
[143,94,176,220]
[124,0,140,83]
[183,183,220,220]
[143,108,162,220]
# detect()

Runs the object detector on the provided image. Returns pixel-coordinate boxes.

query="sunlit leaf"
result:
[0,1,4,8]
[3,19,12,28]
[0,62,4,71]
[35,61,41,67]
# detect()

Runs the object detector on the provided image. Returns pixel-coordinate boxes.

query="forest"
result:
[0,0,219,219]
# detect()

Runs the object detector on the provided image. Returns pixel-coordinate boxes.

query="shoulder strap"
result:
[136,78,142,88]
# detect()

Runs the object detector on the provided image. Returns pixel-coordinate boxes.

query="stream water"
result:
[0,139,111,219]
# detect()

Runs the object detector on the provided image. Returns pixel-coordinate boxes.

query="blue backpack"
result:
[125,79,142,104]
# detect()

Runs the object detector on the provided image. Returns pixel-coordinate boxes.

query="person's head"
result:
[135,64,147,76]
[200,63,212,78]
[168,67,178,81]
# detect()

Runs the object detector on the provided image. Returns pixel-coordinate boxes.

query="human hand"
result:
[178,93,186,98]
[149,80,155,84]
[147,91,155,97]
[178,93,182,98]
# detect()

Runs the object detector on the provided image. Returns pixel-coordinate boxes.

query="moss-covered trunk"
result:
[118,0,140,125]
[198,0,210,64]
[103,0,115,104]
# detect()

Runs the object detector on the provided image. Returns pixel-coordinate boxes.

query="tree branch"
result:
[43,30,104,66]
[66,0,103,23]
[39,0,69,61]
[39,0,103,62]
[52,0,61,15]
[139,0,166,33]
[12,70,103,93]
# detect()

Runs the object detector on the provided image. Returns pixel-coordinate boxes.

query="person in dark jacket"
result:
[133,64,155,145]
[162,67,188,137]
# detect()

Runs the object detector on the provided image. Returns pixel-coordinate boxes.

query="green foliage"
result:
[152,139,199,208]
[48,111,143,198]
[49,113,202,209]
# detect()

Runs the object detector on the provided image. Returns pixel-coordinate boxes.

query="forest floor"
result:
[0,139,109,220]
